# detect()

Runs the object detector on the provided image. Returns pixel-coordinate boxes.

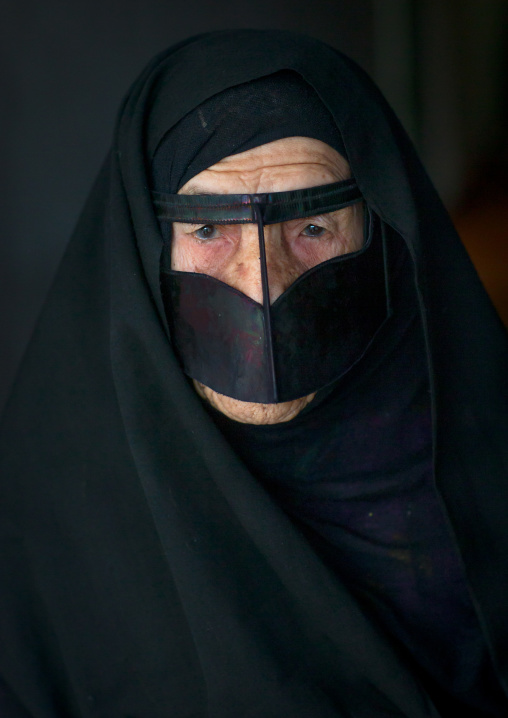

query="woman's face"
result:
[171,136,363,425]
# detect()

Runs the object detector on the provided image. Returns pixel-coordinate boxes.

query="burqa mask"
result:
[152,72,391,403]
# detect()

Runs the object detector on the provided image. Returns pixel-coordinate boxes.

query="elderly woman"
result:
[0,30,507,718]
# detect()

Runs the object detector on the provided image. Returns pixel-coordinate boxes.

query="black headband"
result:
[152,178,362,226]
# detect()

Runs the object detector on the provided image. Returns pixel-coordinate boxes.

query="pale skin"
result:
[172,136,363,425]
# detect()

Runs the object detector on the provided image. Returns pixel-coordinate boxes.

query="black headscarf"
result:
[1,30,507,718]
[151,69,347,195]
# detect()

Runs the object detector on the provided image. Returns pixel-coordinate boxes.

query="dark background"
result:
[1,0,507,411]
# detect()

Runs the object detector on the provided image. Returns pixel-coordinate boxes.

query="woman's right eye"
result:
[194,224,219,240]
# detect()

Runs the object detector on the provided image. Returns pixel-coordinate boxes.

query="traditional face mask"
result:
[154,179,391,403]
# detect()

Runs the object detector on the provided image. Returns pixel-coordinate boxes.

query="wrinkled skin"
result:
[172,137,363,424]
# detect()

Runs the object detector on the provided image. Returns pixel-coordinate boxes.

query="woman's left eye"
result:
[302,224,327,238]
[194,224,219,240]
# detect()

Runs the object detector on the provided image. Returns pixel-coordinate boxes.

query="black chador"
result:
[1,30,507,718]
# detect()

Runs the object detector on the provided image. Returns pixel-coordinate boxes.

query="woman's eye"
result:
[302,224,327,238]
[194,224,219,240]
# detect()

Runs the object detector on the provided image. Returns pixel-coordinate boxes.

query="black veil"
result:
[0,30,507,717]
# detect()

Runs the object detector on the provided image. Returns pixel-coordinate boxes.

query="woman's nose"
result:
[225,224,295,304]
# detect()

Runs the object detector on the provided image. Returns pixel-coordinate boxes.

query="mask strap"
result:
[381,218,392,316]
[254,203,278,403]
[152,179,363,224]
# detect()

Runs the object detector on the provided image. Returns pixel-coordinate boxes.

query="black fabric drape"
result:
[150,69,347,196]
[1,30,507,717]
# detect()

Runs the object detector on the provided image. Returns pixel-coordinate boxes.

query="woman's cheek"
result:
[289,236,343,269]
[172,235,234,276]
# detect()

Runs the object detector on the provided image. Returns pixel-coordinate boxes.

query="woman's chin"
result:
[193,380,315,425]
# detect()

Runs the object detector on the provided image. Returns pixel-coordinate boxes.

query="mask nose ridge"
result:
[264,224,298,303]
[225,223,295,305]
[225,224,264,304]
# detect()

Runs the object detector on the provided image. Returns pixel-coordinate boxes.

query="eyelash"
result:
[301,224,327,238]
[194,224,219,241]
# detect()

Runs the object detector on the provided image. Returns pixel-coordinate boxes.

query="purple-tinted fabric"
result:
[205,240,506,717]
[150,63,506,714]
[161,211,388,403]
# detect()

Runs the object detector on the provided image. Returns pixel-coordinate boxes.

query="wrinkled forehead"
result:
[178,138,352,200]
